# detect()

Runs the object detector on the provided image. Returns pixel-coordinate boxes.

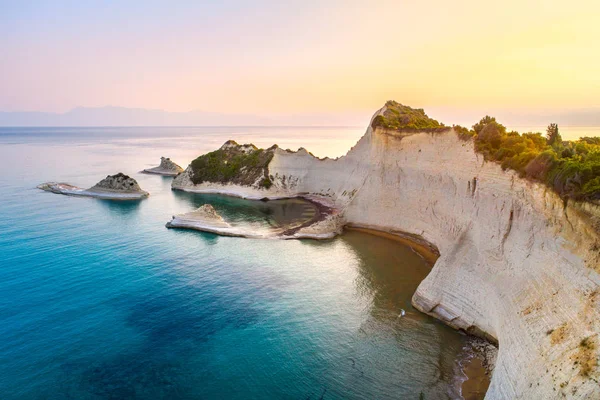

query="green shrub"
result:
[469,116,600,200]
[259,177,273,189]
[371,101,446,131]
[189,145,274,188]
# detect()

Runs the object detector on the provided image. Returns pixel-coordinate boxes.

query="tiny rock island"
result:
[38,173,149,200]
[142,157,184,176]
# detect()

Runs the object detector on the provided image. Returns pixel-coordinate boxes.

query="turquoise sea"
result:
[0,127,471,399]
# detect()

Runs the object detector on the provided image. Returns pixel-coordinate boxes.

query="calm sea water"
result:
[0,127,469,399]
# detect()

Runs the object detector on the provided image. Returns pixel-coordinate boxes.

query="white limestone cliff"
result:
[173,106,600,398]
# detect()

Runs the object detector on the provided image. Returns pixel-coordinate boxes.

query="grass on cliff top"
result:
[371,100,445,131]
[455,117,600,202]
[189,145,274,188]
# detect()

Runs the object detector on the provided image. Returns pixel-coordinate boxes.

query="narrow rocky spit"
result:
[38,173,149,200]
[166,200,342,239]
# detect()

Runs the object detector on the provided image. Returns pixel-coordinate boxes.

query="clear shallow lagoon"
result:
[0,127,470,399]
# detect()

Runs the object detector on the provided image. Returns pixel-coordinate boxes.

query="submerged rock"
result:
[143,157,184,176]
[38,173,149,200]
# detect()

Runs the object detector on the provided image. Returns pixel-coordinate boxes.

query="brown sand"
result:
[343,225,439,266]
[461,357,491,400]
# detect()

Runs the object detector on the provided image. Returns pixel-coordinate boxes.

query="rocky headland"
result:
[39,173,149,200]
[171,101,600,399]
[142,157,184,176]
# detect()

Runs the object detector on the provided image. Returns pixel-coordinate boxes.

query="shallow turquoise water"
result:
[0,127,468,399]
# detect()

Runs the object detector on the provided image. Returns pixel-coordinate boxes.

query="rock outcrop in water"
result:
[143,157,184,176]
[38,173,149,200]
[173,102,600,399]
[167,204,231,231]
[91,173,144,192]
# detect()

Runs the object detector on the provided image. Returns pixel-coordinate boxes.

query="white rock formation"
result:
[38,173,149,200]
[166,204,242,235]
[173,105,600,398]
[143,157,184,176]
[166,201,338,239]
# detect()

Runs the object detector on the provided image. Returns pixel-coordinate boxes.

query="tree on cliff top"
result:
[546,123,562,147]
[473,116,507,154]
[472,116,498,135]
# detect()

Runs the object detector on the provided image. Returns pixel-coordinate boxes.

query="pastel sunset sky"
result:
[2,0,599,119]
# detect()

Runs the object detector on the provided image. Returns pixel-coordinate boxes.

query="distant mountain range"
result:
[0,106,370,127]
[1,105,599,128]
[496,109,600,128]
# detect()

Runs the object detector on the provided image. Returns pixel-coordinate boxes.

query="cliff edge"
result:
[173,103,600,399]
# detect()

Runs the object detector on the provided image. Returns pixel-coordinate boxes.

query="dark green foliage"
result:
[189,145,274,187]
[371,101,446,131]
[259,177,273,189]
[469,116,600,201]
[561,147,575,158]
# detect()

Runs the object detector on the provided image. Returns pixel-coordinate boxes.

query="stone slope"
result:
[143,157,184,176]
[90,173,144,192]
[173,105,600,398]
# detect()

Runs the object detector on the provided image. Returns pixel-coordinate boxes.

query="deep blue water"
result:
[0,127,468,399]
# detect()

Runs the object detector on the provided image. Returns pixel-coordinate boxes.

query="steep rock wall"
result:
[274,123,600,398]
[174,108,600,398]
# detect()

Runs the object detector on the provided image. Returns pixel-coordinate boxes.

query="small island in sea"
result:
[142,157,184,176]
[38,173,149,200]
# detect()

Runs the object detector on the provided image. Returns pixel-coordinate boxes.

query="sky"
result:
[1,0,600,123]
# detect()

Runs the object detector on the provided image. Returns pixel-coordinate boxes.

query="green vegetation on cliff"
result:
[189,141,274,188]
[460,117,600,201]
[371,101,446,131]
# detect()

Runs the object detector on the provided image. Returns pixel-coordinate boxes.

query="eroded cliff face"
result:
[174,107,600,398]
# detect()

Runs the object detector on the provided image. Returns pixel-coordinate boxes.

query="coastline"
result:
[166,195,340,240]
[343,225,439,266]
[167,185,497,398]
[342,224,495,400]
[167,180,497,400]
